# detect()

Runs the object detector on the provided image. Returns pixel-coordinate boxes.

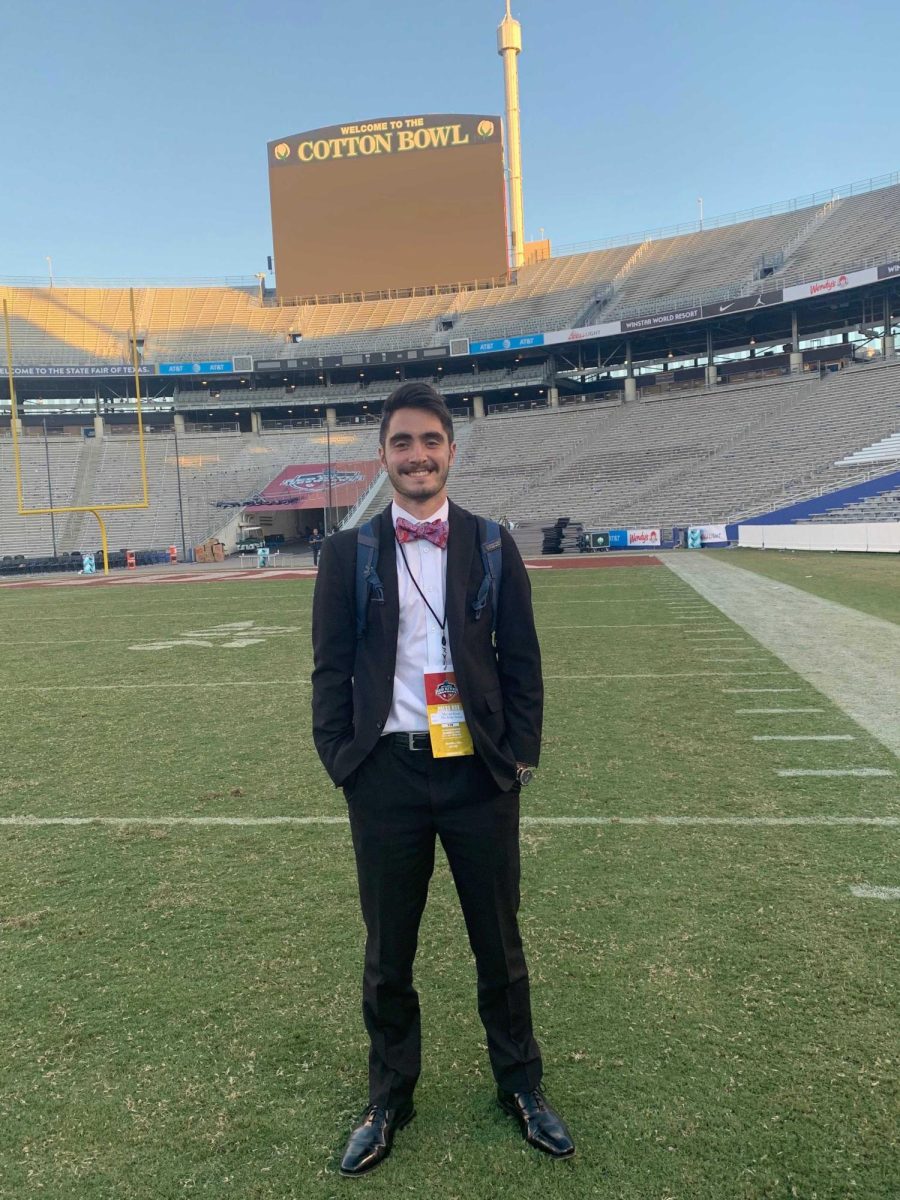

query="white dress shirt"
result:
[383,499,452,734]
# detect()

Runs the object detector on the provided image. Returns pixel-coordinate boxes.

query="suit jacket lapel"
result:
[446,500,475,662]
[377,503,400,652]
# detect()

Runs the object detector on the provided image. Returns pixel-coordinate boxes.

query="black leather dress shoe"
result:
[498,1087,575,1158]
[339,1101,415,1177]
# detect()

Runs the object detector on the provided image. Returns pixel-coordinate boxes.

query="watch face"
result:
[517,767,534,787]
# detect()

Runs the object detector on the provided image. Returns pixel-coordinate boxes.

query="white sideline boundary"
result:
[1,815,898,828]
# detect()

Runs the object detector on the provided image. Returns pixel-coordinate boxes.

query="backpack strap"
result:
[355,520,384,639]
[472,516,502,636]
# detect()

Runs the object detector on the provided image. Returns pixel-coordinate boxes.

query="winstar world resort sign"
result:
[268,114,500,166]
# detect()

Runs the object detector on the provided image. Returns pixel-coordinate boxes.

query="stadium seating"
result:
[0,425,384,556]
[448,359,900,527]
[2,355,897,557]
[3,180,898,367]
[804,486,900,524]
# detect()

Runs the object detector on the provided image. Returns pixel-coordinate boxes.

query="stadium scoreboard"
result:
[267,113,509,300]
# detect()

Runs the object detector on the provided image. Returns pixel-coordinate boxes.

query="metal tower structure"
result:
[497,0,525,271]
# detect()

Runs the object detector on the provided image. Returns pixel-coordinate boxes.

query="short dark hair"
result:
[379,381,454,445]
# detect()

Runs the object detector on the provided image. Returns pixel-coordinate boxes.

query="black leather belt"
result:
[389,731,432,751]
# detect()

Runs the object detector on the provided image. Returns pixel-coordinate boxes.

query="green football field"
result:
[1,560,897,1200]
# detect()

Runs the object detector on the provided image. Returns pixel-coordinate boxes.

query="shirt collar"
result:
[392,499,449,527]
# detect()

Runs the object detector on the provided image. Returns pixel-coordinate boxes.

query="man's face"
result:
[379,407,456,513]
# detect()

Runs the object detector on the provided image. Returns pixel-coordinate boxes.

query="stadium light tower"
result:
[497,0,525,271]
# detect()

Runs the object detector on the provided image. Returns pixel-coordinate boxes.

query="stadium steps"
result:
[804,480,900,523]
[58,437,103,551]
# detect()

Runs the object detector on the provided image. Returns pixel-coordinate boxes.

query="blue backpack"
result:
[355,516,502,640]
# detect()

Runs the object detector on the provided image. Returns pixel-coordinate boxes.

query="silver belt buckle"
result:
[407,731,426,750]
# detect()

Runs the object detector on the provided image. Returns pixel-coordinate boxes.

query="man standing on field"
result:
[311,382,573,1177]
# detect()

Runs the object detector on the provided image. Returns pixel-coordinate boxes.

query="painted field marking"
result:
[538,623,684,630]
[755,734,854,742]
[3,672,795,694]
[688,637,748,643]
[850,885,900,900]
[544,670,791,680]
[1,815,897,829]
[777,768,894,777]
[736,708,825,714]
[723,687,803,693]
[700,657,768,663]
[1,680,308,693]
[532,598,669,605]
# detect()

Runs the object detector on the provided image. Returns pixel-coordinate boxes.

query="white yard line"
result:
[723,687,803,693]
[777,768,894,777]
[700,657,768,663]
[538,623,684,630]
[685,637,748,642]
[544,670,791,680]
[1,815,897,828]
[754,734,854,741]
[531,598,670,605]
[2,673,792,693]
[850,885,900,899]
[1,680,308,693]
[736,708,825,714]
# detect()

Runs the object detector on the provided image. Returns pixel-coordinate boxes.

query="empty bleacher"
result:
[0,425,383,557]
[448,359,900,528]
[4,178,896,367]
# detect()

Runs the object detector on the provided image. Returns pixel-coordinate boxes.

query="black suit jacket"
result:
[311,499,543,792]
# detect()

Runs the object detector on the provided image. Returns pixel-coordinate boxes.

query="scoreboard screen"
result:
[268,113,509,300]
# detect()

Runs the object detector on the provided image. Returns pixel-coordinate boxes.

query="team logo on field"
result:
[477,119,495,139]
[435,679,459,702]
[274,142,291,160]
[129,620,300,651]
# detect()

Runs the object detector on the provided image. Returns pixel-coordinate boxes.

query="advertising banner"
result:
[621,308,702,334]
[158,361,234,375]
[782,265,878,303]
[247,459,381,511]
[689,524,728,545]
[469,333,545,355]
[543,321,622,345]
[626,528,661,547]
[699,290,783,319]
[608,529,629,548]
[1,364,156,378]
[877,259,900,280]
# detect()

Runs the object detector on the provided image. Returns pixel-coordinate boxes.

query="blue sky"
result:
[2,0,898,282]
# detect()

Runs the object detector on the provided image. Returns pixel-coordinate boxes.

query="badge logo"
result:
[435,679,459,702]
[274,142,291,160]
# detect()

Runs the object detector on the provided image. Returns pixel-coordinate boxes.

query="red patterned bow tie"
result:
[395,517,449,549]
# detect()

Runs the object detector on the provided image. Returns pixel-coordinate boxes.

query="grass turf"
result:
[0,563,897,1199]
[704,549,899,625]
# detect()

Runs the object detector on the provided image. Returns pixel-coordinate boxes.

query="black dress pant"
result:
[345,735,543,1107]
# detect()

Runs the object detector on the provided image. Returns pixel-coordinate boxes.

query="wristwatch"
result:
[515,764,536,787]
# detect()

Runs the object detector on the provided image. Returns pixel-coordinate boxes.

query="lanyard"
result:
[396,535,448,668]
